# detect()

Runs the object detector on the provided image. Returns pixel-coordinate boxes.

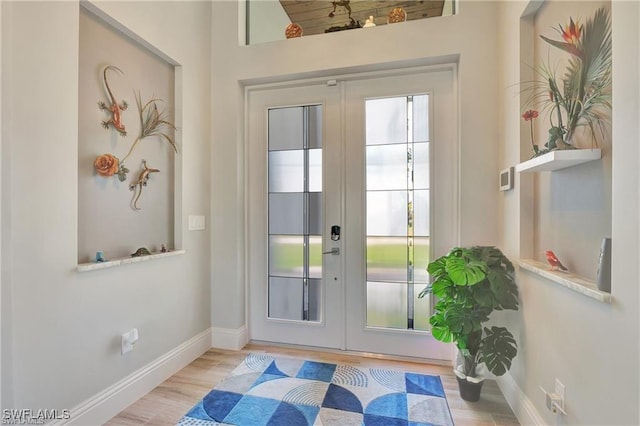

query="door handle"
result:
[322,247,340,255]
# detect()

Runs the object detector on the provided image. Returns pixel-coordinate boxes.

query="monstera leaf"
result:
[487,268,519,310]
[480,326,517,376]
[428,312,454,343]
[445,255,487,286]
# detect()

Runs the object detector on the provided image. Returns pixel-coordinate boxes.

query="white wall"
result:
[211,1,501,331]
[498,1,639,424]
[1,0,211,412]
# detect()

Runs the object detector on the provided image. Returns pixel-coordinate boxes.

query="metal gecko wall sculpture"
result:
[98,65,128,136]
[129,159,160,210]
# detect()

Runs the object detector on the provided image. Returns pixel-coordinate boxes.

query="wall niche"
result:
[78,7,178,265]
[516,0,612,299]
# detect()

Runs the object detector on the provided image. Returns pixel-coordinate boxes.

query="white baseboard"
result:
[54,328,212,426]
[496,371,546,425]
[211,325,248,350]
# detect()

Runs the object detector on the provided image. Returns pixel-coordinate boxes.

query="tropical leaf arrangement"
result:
[522,7,612,157]
[418,246,519,379]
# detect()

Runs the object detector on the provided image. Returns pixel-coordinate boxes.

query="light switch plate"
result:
[188,215,205,230]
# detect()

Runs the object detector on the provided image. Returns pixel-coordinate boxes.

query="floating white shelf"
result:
[77,249,186,272]
[515,149,601,173]
[517,259,611,303]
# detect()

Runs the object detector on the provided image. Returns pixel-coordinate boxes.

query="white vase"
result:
[596,237,611,293]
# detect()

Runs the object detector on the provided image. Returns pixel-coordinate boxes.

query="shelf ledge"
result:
[517,259,611,303]
[77,249,186,272]
[515,149,601,173]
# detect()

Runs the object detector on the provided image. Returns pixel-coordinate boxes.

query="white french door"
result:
[247,84,344,349]
[247,68,457,361]
[343,71,456,360]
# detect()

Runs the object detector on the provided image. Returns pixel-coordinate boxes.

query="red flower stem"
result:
[530,121,536,152]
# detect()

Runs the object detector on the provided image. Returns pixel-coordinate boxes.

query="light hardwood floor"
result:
[106,343,520,426]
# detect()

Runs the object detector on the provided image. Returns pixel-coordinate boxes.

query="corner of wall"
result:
[211,325,249,351]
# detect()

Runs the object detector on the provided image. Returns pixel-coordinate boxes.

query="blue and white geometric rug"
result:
[177,353,454,426]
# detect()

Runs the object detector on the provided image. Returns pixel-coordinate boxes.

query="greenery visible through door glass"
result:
[365,94,430,331]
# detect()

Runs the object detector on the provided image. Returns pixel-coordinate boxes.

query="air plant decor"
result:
[522,7,611,157]
[117,91,177,179]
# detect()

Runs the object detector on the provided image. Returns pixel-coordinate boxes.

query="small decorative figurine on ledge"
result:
[131,247,151,257]
[325,0,360,32]
[545,250,568,272]
[161,243,168,253]
[363,16,376,28]
[98,65,128,137]
[95,251,107,262]
[129,160,159,210]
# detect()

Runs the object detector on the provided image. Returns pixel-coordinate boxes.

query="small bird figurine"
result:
[545,250,568,271]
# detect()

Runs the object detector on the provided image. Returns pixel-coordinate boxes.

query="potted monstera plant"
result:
[418,246,519,401]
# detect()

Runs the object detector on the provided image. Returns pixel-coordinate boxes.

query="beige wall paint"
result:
[211,1,501,331]
[498,1,639,424]
[1,0,211,411]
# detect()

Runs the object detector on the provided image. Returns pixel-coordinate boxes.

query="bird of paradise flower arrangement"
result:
[522,7,611,157]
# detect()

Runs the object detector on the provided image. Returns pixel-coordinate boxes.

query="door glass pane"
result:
[365,95,431,331]
[268,107,304,151]
[366,144,408,190]
[365,97,408,145]
[366,237,408,282]
[414,190,430,237]
[308,192,323,235]
[268,105,323,321]
[269,150,303,193]
[413,283,430,331]
[308,105,322,149]
[269,277,303,320]
[308,278,321,321]
[367,191,407,236]
[366,281,407,329]
[414,142,429,189]
[309,149,323,192]
[414,237,430,283]
[413,95,429,143]
[269,193,303,235]
[308,236,322,279]
[269,235,303,277]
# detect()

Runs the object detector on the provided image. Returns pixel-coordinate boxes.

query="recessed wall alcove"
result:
[516,0,612,301]
[77,5,182,266]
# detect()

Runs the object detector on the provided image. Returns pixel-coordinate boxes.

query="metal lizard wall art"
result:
[98,65,128,136]
[129,160,159,210]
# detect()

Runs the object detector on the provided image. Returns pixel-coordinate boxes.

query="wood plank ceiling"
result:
[279,1,445,36]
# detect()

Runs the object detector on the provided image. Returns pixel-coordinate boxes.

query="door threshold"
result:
[247,340,452,367]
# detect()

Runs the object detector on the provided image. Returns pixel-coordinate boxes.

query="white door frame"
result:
[244,64,459,361]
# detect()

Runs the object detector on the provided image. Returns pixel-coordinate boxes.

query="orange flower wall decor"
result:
[94,153,119,177]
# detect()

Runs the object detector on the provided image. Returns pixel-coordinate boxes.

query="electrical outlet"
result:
[540,381,567,415]
[554,378,566,414]
[121,328,139,355]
